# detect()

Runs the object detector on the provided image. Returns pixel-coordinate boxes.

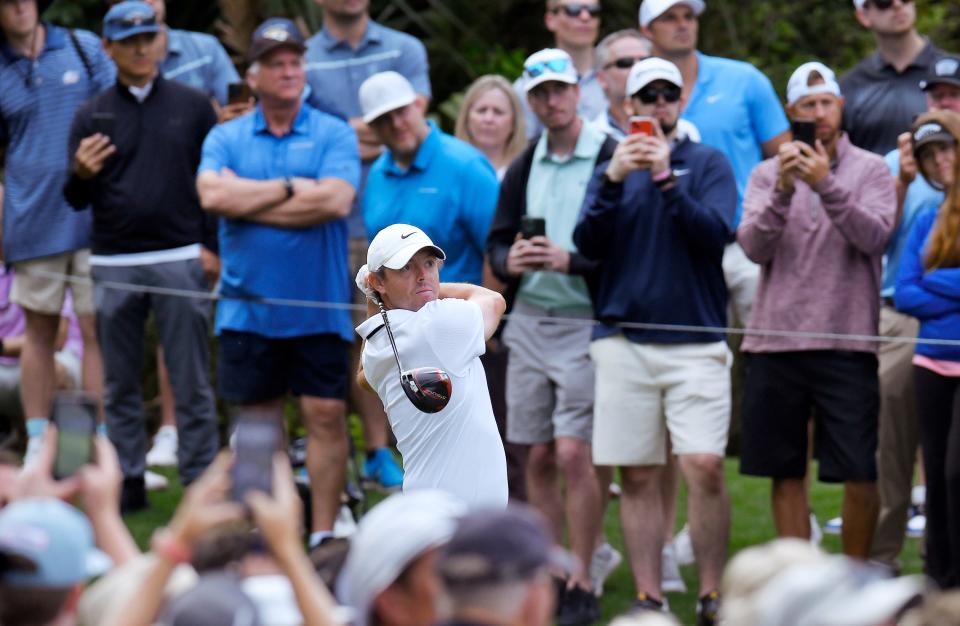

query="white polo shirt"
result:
[357,298,508,509]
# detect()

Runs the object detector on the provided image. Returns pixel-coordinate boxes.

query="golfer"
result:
[356,224,508,508]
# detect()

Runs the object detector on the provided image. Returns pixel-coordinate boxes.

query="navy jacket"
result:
[573,138,737,344]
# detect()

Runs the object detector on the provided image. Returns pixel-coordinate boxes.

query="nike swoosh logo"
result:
[673,168,691,177]
[401,232,416,239]
[706,94,722,104]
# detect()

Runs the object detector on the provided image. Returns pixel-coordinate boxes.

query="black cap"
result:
[920,56,960,91]
[248,18,306,62]
[439,506,577,588]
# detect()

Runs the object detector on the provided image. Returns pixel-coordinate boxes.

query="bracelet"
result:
[151,529,192,564]
[651,168,672,183]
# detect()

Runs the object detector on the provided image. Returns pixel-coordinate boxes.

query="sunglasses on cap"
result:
[551,3,602,18]
[864,0,912,10]
[604,56,646,70]
[636,84,682,104]
[525,58,571,78]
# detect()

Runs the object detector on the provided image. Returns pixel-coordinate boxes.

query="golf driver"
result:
[377,298,452,413]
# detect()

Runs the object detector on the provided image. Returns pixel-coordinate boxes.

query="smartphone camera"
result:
[629,116,656,137]
[52,391,97,480]
[520,216,546,240]
[231,414,282,502]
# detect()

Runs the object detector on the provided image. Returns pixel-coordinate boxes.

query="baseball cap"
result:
[336,490,467,626]
[522,48,579,93]
[359,71,417,124]
[0,497,112,588]
[786,61,842,106]
[247,18,306,62]
[102,1,160,42]
[366,224,446,273]
[852,0,866,8]
[639,0,705,28]
[160,573,261,626]
[626,56,683,97]
[920,56,960,90]
[439,506,578,589]
[911,119,956,154]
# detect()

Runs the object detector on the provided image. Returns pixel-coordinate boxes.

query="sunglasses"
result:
[636,84,682,104]
[551,3,602,18]
[864,0,912,10]
[525,58,571,78]
[604,56,646,70]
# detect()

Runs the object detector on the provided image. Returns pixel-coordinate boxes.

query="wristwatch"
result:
[283,176,294,199]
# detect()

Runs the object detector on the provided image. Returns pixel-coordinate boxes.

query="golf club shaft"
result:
[377,298,407,375]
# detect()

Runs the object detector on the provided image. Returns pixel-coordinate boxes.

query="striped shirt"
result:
[162,28,239,106]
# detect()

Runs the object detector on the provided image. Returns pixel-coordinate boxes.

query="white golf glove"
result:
[355,264,378,302]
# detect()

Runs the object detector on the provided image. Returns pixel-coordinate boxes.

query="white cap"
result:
[639,0,705,28]
[359,71,417,124]
[336,490,467,626]
[786,61,841,106]
[366,224,446,272]
[626,56,683,96]
[522,48,578,93]
[852,0,866,8]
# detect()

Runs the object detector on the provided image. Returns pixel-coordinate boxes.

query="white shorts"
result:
[590,335,732,466]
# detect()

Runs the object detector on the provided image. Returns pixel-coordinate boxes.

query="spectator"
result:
[438,505,574,626]
[0,0,114,462]
[305,0,433,492]
[355,224,508,507]
[894,110,960,590]
[196,17,359,548]
[867,55,960,572]
[362,71,499,286]
[640,0,790,327]
[516,0,607,140]
[488,47,618,626]
[64,0,219,512]
[575,56,736,624]
[841,0,945,156]
[455,74,527,180]
[591,29,651,140]
[337,490,467,626]
[737,62,896,558]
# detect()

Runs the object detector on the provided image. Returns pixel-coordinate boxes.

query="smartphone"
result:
[91,112,115,139]
[52,391,97,480]
[520,216,546,239]
[629,115,656,137]
[227,82,253,105]
[231,414,282,502]
[791,120,817,147]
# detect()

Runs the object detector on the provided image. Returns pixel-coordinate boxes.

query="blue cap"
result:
[0,498,112,588]
[248,18,306,61]
[103,1,160,42]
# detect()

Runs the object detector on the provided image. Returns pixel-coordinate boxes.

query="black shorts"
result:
[739,351,879,483]
[218,330,350,403]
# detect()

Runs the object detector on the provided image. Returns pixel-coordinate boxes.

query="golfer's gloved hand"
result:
[355,265,378,302]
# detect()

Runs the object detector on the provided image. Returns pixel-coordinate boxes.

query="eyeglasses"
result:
[864,0,913,10]
[603,56,647,70]
[636,84,681,104]
[551,3,602,18]
[525,58,571,78]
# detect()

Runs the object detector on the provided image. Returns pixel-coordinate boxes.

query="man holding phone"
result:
[575,57,736,622]
[737,62,896,558]
[486,48,616,626]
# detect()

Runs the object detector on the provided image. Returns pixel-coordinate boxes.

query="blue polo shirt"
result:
[682,52,789,226]
[0,24,115,263]
[364,121,498,285]
[162,28,240,106]
[304,19,432,239]
[198,104,360,340]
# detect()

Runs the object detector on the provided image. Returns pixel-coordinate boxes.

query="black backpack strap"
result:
[68,29,94,81]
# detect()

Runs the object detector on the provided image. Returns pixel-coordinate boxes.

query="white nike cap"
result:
[366,224,446,272]
[639,0,705,28]
[626,56,683,96]
[359,71,417,124]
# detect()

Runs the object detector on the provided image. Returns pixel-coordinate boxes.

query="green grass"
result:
[128,458,923,626]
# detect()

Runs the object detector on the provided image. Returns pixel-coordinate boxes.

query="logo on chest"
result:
[62,70,80,85]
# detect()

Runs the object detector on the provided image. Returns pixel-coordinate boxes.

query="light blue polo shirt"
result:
[682,52,789,226]
[198,104,360,340]
[162,28,240,106]
[0,25,115,263]
[881,148,944,298]
[363,121,499,285]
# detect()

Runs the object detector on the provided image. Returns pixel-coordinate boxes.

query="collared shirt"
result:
[515,68,607,140]
[363,121,499,285]
[518,120,605,313]
[0,24,115,263]
[162,28,240,106]
[682,52,789,227]
[198,104,360,340]
[840,41,944,156]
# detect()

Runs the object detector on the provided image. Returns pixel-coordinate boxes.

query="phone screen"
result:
[91,112,116,139]
[231,416,281,502]
[629,116,655,136]
[53,392,97,479]
[791,120,817,147]
[227,82,252,105]
[520,216,546,239]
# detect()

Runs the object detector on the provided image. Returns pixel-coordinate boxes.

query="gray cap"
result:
[159,573,261,626]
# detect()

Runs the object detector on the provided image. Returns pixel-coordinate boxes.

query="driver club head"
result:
[401,367,452,413]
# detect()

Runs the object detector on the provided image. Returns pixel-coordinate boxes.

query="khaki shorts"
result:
[11,250,94,316]
[591,335,732,466]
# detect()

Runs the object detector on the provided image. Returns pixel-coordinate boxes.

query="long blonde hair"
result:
[454,75,527,165]
[915,110,960,270]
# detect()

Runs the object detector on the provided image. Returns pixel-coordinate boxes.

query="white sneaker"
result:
[333,505,358,538]
[907,514,926,538]
[146,425,178,467]
[661,542,687,593]
[673,524,695,566]
[145,470,169,491]
[589,541,622,597]
[824,516,842,535]
[809,512,823,546]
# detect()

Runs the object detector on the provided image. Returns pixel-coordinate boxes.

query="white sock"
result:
[309,531,333,548]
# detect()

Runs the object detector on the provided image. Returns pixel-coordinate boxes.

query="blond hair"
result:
[454,75,527,165]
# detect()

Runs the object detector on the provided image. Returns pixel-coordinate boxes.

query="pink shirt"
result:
[914,355,960,377]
